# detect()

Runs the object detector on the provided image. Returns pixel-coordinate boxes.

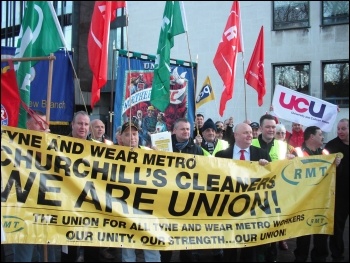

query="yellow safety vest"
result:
[252,138,288,161]
[202,139,229,156]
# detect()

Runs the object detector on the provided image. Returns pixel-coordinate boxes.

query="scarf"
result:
[176,140,189,151]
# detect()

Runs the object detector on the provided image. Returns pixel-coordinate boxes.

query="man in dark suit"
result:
[215,122,271,262]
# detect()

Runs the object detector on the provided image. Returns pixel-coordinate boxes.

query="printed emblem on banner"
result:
[306,215,328,227]
[1,104,9,126]
[281,158,332,186]
[2,215,25,233]
[196,84,212,103]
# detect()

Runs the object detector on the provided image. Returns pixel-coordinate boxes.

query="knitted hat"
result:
[202,118,217,132]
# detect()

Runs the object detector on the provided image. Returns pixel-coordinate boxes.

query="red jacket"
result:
[286,129,304,148]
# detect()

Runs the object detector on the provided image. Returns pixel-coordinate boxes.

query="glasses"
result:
[276,132,286,135]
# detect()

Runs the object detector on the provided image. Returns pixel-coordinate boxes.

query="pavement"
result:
[3,218,348,262]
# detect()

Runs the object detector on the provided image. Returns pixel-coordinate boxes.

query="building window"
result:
[1,1,72,49]
[273,1,310,30]
[322,1,349,26]
[322,61,349,108]
[273,63,310,94]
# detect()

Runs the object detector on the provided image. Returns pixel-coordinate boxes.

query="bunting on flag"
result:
[245,26,265,106]
[14,1,67,128]
[88,1,126,109]
[1,62,20,127]
[150,1,186,112]
[213,1,243,117]
[196,76,215,109]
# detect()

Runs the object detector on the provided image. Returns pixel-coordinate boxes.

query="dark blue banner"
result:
[1,46,74,123]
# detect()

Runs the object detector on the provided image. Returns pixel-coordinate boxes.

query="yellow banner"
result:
[1,126,336,250]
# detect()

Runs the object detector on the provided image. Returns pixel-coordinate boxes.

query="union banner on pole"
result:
[272,85,338,132]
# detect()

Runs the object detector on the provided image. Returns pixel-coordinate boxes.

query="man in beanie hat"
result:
[195,118,229,156]
[194,118,229,260]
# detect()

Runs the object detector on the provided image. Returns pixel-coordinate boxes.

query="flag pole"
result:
[40,52,55,263]
[45,53,55,129]
[194,55,200,136]
[181,1,198,135]
[241,52,247,121]
[181,2,197,100]
[124,6,135,147]
[184,31,197,105]
[1,56,55,63]
[110,43,117,138]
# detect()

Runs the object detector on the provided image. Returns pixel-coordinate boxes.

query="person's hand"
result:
[334,156,341,167]
[228,117,234,125]
[195,135,202,145]
[258,159,269,166]
[286,154,295,160]
[151,145,159,151]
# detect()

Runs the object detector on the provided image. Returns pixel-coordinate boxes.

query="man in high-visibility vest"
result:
[294,125,341,262]
[195,118,229,156]
[251,114,296,262]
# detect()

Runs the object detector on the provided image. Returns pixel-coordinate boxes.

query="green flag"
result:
[151,1,186,112]
[15,1,66,128]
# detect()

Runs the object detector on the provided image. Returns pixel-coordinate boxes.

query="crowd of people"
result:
[2,108,348,263]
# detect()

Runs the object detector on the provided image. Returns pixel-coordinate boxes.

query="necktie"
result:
[240,149,245,160]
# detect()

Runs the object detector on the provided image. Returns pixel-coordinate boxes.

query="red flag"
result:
[245,26,265,106]
[1,62,20,127]
[88,1,126,109]
[213,1,243,117]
